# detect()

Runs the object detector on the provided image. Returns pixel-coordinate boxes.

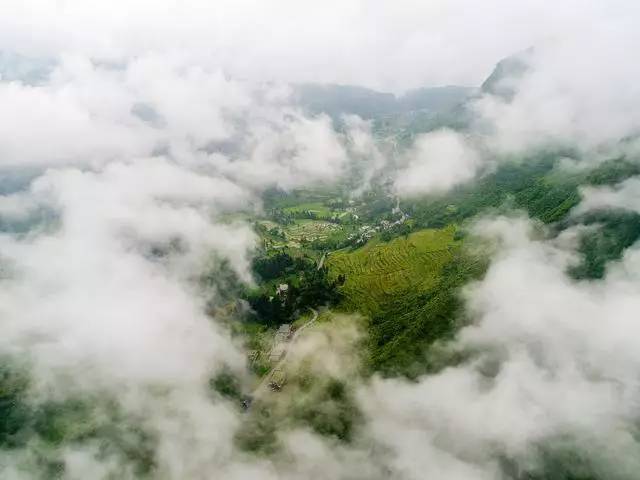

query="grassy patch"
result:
[283,202,333,218]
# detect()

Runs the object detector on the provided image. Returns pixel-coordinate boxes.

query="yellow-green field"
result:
[282,202,334,218]
[327,226,459,316]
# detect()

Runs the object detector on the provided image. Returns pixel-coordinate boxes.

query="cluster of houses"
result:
[347,224,378,245]
[267,323,292,390]
[381,213,409,230]
[268,323,292,362]
[245,323,293,394]
[346,212,410,246]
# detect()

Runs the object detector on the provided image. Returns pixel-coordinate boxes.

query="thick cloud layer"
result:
[2,2,640,479]
[0,48,361,479]
[2,0,638,92]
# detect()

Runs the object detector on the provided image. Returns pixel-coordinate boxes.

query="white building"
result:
[276,283,289,296]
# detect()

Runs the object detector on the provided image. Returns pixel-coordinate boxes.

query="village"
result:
[244,307,319,409]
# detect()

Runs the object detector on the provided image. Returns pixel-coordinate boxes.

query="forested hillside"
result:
[237,151,640,380]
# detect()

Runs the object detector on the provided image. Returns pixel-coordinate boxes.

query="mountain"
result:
[292,83,475,119]
[397,85,476,112]
[480,48,532,99]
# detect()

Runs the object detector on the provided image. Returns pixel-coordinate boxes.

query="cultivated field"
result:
[327,226,459,316]
[284,220,341,244]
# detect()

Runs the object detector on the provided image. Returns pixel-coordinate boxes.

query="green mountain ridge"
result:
[293,83,475,119]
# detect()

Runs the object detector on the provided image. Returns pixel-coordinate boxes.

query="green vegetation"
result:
[282,202,333,218]
[406,156,640,229]
[288,377,362,442]
[244,251,342,327]
[239,154,640,379]
[324,227,485,376]
[368,251,486,376]
[175,142,640,470]
[234,317,365,454]
[209,369,243,402]
[0,362,156,478]
[569,211,640,279]
[284,219,341,245]
[405,154,582,228]
[0,363,31,448]
[327,227,459,317]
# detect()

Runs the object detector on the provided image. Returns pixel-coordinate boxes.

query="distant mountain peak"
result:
[480,48,534,99]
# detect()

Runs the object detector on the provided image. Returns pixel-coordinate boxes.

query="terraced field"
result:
[327,226,459,316]
[284,219,341,245]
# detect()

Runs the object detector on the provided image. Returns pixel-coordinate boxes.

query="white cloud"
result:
[213,111,350,191]
[472,16,640,154]
[577,177,640,215]
[2,0,634,92]
[342,115,387,195]
[394,129,482,196]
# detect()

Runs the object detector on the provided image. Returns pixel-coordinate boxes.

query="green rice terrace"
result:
[326,226,459,316]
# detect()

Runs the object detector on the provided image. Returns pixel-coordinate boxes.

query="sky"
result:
[1,0,637,92]
[2,1,640,479]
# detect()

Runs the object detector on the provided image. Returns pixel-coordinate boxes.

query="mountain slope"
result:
[293,83,474,119]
